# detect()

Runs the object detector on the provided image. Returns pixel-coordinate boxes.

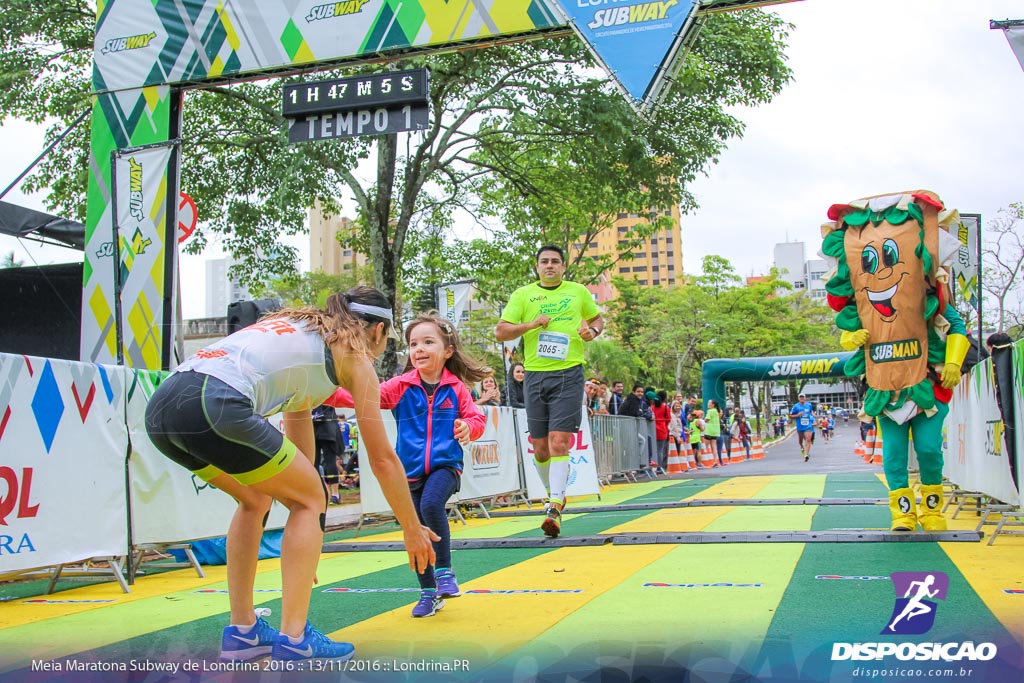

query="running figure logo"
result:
[882,571,949,635]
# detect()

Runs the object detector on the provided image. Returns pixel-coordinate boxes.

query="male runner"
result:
[790,393,815,462]
[495,245,603,537]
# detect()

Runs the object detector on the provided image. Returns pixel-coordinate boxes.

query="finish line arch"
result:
[82,0,799,369]
[701,351,855,413]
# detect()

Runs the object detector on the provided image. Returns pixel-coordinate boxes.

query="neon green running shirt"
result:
[500,280,600,372]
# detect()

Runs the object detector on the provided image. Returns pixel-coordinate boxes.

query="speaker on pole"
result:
[227,298,282,333]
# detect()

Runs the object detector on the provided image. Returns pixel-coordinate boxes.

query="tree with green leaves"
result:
[604,256,836,422]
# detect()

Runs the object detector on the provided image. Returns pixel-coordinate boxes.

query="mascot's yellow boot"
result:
[918,485,947,531]
[889,488,918,531]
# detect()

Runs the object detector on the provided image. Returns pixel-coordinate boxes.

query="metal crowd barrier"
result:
[589,414,648,483]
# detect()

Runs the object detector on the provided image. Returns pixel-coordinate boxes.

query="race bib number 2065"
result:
[536,332,570,360]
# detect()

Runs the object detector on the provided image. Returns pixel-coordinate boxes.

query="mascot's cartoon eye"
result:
[882,239,899,268]
[861,246,879,274]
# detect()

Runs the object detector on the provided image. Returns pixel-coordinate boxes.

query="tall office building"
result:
[773,241,827,300]
[577,205,684,304]
[309,204,370,276]
[205,257,251,318]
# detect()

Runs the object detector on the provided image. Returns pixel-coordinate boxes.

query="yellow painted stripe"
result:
[940,511,1024,637]
[0,552,409,671]
[328,544,676,662]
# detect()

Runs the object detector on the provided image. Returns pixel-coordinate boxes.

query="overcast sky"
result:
[2,0,1022,320]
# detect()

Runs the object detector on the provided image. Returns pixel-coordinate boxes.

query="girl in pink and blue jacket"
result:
[328,312,488,618]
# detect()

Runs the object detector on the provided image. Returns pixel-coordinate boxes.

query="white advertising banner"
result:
[357,407,522,515]
[0,355,128,574]
[458,407,522,501]
[436,281,473,330]
[130,372,290,545]
[944,359,1020,505]
[519,408,601,501]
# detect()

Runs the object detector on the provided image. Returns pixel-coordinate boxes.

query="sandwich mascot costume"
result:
[821,190,969,532]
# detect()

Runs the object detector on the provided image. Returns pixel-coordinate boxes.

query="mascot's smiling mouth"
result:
[865,280,900,317]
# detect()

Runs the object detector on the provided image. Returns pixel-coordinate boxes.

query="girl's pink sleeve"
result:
[324,387,354,408]
[456,383,487,440]
[325,378,403,410]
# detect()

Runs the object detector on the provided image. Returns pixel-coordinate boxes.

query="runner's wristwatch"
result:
[589,326,601,337]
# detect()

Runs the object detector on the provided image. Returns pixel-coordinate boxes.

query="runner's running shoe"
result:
[411,590,445,617]
[220,615,278,660]
[541,507,562,538]
[271,622,355,666]
[435,569,461,598]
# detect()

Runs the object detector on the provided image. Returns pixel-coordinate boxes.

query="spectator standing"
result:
[704,399,725,467]
[608,381,625,415]
[620,384,646,418]
[651,390,672,470]
[475,375,501,407]
[312,403,344,504]
[668,400,685,460]
[688,410,705,467]
[502,362,526,408]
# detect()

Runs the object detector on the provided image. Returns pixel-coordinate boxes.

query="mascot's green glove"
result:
[941,334,970,389]
[840,329,870,351]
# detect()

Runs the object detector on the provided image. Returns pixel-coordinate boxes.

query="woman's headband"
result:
[348,302,400,340]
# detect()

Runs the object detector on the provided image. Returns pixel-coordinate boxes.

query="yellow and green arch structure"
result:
[82,0,801,370]
[2,474,1021,681]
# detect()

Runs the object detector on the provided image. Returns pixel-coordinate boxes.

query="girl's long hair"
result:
[263,285,393,357]
[404,312,490,384]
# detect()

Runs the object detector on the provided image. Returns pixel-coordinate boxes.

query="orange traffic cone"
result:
[749,436,765,460]
[871,425,884,465]
[666,440,687,474]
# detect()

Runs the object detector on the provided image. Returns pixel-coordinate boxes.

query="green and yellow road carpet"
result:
[1,474,1021,682]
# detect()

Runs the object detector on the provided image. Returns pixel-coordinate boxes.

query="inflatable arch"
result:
[701,351,855,414]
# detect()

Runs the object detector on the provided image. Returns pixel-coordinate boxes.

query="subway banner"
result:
[436,280,473,330]
[952,213,981,312]
[109,144,176,369]
[92,1,565,94]
[553,0,698,106]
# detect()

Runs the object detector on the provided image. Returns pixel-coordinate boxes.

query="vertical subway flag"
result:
[112,145,175,369]
[952,214,980,312]
[554,0,698,105]
[436,281,473,330]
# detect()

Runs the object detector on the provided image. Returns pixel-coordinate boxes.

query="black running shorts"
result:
[145,371,297,484]
[523,365,585,439]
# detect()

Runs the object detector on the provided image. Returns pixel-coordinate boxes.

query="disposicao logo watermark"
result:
[831,571,998,663]
[884,571,948,635]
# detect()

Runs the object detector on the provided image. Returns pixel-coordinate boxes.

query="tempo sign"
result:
[287,104,429,142]
[282,68,430,142]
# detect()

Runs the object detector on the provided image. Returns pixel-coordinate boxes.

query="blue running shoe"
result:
[220,615,278,661]
[271,622,355,666]
[411,589,445,618]
[435,569,461,598]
